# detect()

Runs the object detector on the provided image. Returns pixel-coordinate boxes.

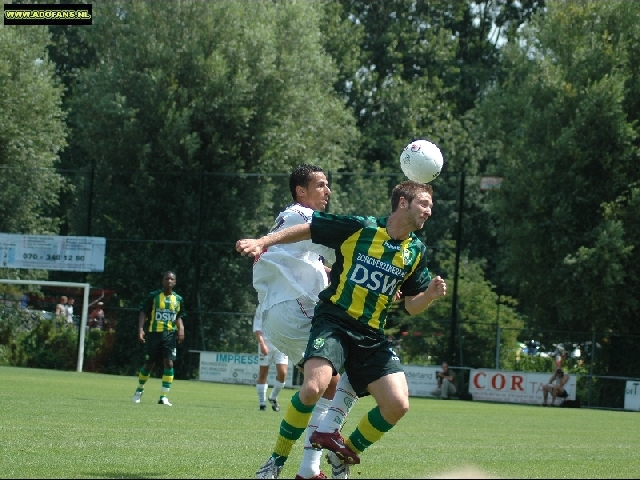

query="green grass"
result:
[1,366,639,479]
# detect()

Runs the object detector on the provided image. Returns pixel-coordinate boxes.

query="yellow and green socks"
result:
[136,366,150,392]
[345,406,394,454]
[161,368,174,397]
[271,391,315,467]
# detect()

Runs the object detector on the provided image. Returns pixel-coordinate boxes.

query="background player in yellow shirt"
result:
[132,270,186,406]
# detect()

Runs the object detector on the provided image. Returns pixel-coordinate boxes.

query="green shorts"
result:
[302,305,403,397]
[144,331,177,363]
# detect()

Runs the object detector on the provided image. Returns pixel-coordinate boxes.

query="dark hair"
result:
[391,180,433,212]
[289,164,324,201]
[162,270,176,279]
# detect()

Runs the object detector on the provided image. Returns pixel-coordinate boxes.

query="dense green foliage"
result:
[1,0,638,378]
[476,2,640,339]
[35,0,362,376]
[0,301,111,371]
[0,26,67,236]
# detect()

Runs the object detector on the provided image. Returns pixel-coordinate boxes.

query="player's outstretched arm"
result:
[403,276,447,316]
[236,223,311,257]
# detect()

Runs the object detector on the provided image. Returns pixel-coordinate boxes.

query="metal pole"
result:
[588,330,596,407]
[87,164,95,237]
[495,326,501,370]
[458,320,464,366]
[450,170,465,364]
[195,172,205,351]
[77,285,90,372]
[495,299,501,369]
[198,291,205,351]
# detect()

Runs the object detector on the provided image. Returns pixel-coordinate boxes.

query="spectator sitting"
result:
[431,361,457,399]
[542,368,570,406]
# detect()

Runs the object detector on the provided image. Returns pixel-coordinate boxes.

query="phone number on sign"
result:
[22,253,85,261]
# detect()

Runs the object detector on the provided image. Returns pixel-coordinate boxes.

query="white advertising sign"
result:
[197,353,442,397]
[198,351,295,387]
[0,233,105,272]
[623,380,640,411]
[403,364,440,397]
[469,369,576,405]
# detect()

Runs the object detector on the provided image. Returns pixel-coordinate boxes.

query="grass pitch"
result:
[1,366,639,478]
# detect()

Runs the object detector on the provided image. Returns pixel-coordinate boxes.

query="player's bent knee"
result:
[379,398,410,424]
[299,383,325,405]
[380,406,408,425]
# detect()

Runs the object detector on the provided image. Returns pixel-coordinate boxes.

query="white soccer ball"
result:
[399,139,443,183]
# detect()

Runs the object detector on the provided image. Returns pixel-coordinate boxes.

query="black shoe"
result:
[269,398,280,412]
[259,405,266,411]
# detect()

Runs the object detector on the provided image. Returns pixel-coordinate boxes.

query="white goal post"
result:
[0,279,90,372]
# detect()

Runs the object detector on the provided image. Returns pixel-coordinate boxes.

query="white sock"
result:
[257,383,267,405]
[316,373,358,433]
[269,380,286,401]
[297,396,331,478]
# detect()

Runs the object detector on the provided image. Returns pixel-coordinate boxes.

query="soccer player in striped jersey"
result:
[132,270,186,406]
[237,180,447,475]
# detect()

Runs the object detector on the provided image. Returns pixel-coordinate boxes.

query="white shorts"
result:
[262,297,315,365]
[258,336,288,367]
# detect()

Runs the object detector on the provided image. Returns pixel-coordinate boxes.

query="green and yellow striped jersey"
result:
[310,211,431,333]
[139,289,186,333]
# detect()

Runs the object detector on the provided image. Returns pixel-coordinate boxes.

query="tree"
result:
[319,1,543,366]
[320,0,546,289]
[53,0,360,375]
[477,1,640,343]
[392,241,523,368]
[0,26,67,236]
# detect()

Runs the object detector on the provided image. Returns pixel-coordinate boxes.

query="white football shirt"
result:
[252,203,335,318]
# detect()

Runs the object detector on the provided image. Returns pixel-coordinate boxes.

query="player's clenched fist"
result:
[428,275,447,298]
[236,238,263,258]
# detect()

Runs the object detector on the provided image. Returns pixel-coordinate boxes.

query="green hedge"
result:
[0,304,112,372]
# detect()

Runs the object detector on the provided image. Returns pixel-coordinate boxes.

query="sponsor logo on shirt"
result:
[350,253,406,295]
[155,309,177,322]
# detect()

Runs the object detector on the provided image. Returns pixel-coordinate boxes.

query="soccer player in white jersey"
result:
[253,310,289,412]
[253,164,357,479]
